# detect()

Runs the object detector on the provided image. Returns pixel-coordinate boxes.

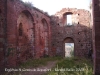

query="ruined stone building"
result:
[0,0,94,72]
[51,8,92,57]
[0,0,51,68]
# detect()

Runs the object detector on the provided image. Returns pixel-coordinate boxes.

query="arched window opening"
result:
[19,23,23,36]
[0,9,1,13]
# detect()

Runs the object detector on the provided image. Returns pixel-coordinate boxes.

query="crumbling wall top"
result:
[55,8,90,17]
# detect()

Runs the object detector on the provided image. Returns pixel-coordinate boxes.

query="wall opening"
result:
[67,14,72,25]
[63,12,73,26]
[63,37,74,57]
[19,23,23,36]
[0,9,1,13]
[65,43,74,57]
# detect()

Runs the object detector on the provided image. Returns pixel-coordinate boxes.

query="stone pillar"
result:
[0,0,7,70]
[92,0,100,74]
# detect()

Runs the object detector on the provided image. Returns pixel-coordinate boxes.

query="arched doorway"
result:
[17,10,34,61]
[63,37,74,57]
[41,19,49,56]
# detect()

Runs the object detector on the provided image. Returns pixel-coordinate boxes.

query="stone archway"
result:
[41,18,49,56]
[63,37,74,57]
[17,10,35,62]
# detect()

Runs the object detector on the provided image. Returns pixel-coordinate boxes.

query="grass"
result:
[19,56,62,68]
[2,56,62,75]
[46,57,93,75]
[2,57,93,75]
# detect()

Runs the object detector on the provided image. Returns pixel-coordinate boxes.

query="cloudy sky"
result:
[22,0,91,15]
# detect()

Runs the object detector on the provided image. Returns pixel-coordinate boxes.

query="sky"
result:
[22,0,91,15]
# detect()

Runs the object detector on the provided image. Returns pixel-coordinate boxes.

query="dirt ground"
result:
[21,61,57,75]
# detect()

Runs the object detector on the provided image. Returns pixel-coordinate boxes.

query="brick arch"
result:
[17,10,34,22]
[17,10,35,62]
[17,10,35,44]
[63,37,74,43]
[41,18,49,56]
[63,37,75,57]
[22,10,34,21]
[63,12,73,15]
[41,18,49,31]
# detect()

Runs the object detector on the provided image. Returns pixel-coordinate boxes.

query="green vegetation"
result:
[23,1,33,8]
[2,57,93,75]
[20,56,62,68]
[46,57,93,75]
[19,0,33,8]
[3,57,62,75]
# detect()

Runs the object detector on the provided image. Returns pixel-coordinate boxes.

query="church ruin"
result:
[0,0,100,75]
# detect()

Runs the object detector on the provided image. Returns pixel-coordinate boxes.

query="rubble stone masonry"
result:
[92,0,100,74]
[50,8,92,57]
[0,0,92,71]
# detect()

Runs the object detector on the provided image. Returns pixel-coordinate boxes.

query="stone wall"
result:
[92,0,100,74]
[0,0,51,68]
[0,0,93,70]
[50,8,92,57]
[0,0,7,69]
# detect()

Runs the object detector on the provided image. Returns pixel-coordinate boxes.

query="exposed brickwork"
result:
[0,0,7,69]
[0,0,92,71]
[1,0,51,68]
[92,0,100,74]
[50,8,92,57]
